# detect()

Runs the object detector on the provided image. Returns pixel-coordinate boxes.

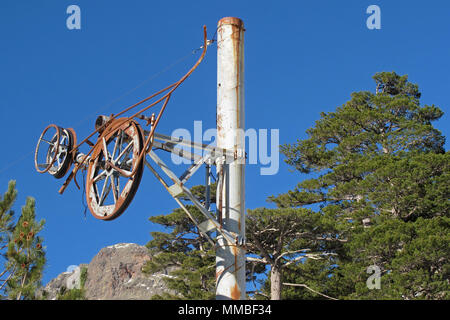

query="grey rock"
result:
[38,263,88,300]
[40,243,176,300]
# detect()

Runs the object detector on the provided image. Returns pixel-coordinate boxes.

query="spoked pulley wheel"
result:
[34,124,74,179]
[86,119,144,221]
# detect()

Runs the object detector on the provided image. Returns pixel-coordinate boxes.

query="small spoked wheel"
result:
[86,119,144,221]
[34,124,74,179]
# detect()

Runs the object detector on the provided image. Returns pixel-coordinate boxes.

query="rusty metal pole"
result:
[216,17,245,300]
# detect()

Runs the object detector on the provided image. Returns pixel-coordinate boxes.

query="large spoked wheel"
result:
[86,119,144,221]
[35,124,74,179]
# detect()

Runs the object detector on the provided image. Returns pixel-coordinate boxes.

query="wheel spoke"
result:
[115,174,120,197]
[115,141,133,163]
[118,132,124,157]
[86,121,143,220]
[102,137,109,161]
[60,135,67,146]
[93,170,107,183]
[110,175,118,203]
[116,158,133,172]
[99,177,110,206]
[40,138,55,145]
[112,131,121,160]
[46,147,55,163]
[94,181,100,201]
[119,169,132,176]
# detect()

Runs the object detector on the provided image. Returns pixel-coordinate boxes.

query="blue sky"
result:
[1,1,449,286]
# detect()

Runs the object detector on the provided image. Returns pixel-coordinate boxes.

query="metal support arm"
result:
[145,150,238,246]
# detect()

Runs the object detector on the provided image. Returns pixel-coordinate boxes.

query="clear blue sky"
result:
[1,0,449,285]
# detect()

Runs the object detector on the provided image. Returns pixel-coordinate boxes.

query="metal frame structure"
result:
[215,17,246,300]
[34,18,246,300]
[146,132,239,247]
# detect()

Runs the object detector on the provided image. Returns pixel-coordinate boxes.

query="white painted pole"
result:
[216,17,245,300]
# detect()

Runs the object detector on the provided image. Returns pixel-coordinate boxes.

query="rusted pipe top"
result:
[218,17,244,29]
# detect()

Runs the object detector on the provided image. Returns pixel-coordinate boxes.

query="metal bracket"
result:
[150,132,235,162]
[145,149,237,246]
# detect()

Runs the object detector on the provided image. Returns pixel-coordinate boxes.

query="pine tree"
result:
[246,207,343,300]
[143,185,216,300]
[273,71,449,299]
[5,197,46,300]
[145,188,344,300]
[143,72,448,300]
[0,181,18,296]
[342,215,449,299]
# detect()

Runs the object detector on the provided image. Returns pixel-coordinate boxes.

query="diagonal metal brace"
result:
[146,151,236,245]
[144,159,215,246]
[179,154,209,184]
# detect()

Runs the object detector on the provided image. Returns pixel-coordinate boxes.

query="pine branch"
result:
[0,271,13,291]
[247,290,270,299]
[275,249,311,263]
[253,228,280,234]
[283,252,336,267]
[283,282,338,300]
[250,237,275,265]
[316,237,348,243]
[246,256,268,264]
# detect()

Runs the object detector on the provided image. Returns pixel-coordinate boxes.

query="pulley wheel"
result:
[35,124,73,178]
[86,119,144,221]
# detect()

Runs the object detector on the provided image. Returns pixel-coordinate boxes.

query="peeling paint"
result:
[86,119,144,221]
[231,283,241,300]
[216,17,246,300]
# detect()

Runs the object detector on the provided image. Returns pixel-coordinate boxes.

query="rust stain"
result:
[216,113,225,142]
[232,244,238,256]
[218,17,244,134]
[50,27,209,208]
[232,244,239,299]
[235,202,241,231]
[85,118,143,221]
[232,22,242,131]
[218,17,243,27]
[216,269,223,281]
[34,124,61,174]
[231,283,241,300]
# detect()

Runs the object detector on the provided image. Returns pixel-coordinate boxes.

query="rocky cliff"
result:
[40,243,175,300]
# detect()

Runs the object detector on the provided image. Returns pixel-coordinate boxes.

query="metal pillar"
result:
[215,17,246,300]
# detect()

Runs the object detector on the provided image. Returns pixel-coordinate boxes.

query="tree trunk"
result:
[270,265,282,300]
[16,273,26,300]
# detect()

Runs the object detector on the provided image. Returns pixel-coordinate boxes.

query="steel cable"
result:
[0,28,212,177]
